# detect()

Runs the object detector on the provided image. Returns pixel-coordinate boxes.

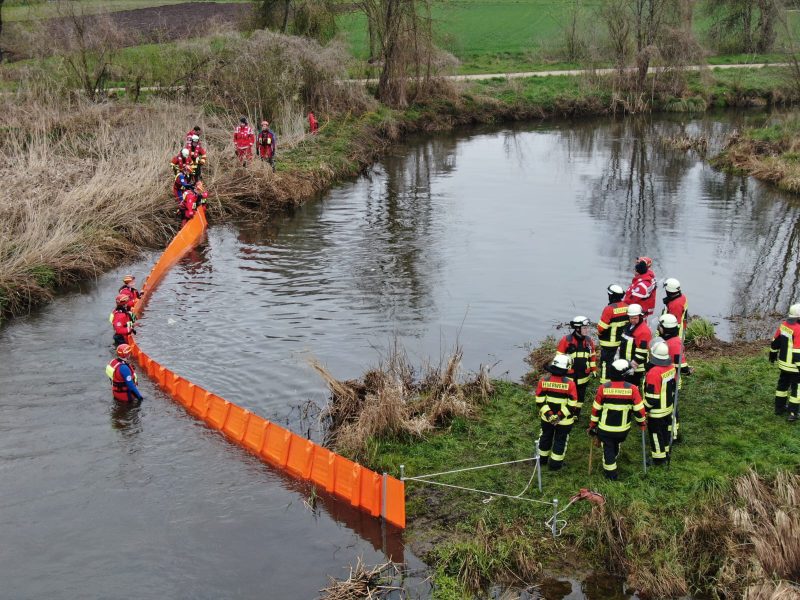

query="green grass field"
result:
[364,349,800,597]
[3,0,252,22]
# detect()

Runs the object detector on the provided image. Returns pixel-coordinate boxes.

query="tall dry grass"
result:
[312,344,494,461]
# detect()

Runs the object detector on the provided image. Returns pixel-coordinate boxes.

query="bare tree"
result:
[704,0,782,53]
[54,1,125,101]
[601,0,632,70]
[0,0,5,62]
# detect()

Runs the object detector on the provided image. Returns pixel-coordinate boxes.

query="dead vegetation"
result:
[312,344,493,460]
[662,133,709,156]
[320,558,402,599]
[714,128,800,194]
[522,335,559,387]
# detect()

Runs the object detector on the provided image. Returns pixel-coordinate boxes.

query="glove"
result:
[769,354,776,364]
[587,426,597,436]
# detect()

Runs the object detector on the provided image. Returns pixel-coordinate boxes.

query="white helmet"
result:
[611,358,630,374]
[607,283,624,296]
[650,342,671,366]
[551,354,572,371]
[628,303,643,317]
[191,134,200,143]
[659,313,679,329]
[789,304,800,318]
[181,148,190,158]
[570,315,590,329]
[664,278,681,293]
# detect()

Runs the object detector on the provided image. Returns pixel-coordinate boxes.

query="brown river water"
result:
[2,112,798,599]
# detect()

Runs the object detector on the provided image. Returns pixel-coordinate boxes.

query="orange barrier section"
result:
[127,207,405,529]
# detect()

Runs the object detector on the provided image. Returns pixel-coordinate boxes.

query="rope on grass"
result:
[402,476,555,506]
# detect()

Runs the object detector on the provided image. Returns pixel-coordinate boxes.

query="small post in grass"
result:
[400,464,405,481]
[535,439,542,493]
[641,429,648,474]
[551,498,559,538]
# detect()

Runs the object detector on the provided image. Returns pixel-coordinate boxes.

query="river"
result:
[2,112,798,599]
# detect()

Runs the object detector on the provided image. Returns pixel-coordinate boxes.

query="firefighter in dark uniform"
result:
[556,316,597,417]
[618,303,651,388]
[587,358,647,480]
[597,284,629,383]
[770,303,800,421]
[644,342,676,465]
[534,354,579,471]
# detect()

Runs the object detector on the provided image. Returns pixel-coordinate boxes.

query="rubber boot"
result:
[788,411,798,422]
[775,398,787,416]
[604,470,618,481]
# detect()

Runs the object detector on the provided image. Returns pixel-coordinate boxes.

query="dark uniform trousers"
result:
[775,370,800,414]
[539,421,572,470]
[598,431,627,480]
[647,415,671,464]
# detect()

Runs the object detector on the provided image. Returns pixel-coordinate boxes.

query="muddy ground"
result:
[4,3,254,60]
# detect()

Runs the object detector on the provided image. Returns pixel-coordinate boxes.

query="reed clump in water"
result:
[320,558,400,599]
[312,344,493,461]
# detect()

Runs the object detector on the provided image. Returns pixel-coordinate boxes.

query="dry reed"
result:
[320,558,401,599]
[312,344,493,460]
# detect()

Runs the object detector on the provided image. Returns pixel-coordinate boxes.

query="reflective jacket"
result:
[662,294,688,338]
[556,333,597,384]
[234,125,255,149]
[590,381,646,434]
[624,270,656,315]
[535,374,579,426]
[256,128,276,157]
[598,302,629,348]
[171,154,193,175]
[106,358,142,402]
[644,364,676,419]
[770,318,800,373]
[619,320,652,373]
[118,285,141,310]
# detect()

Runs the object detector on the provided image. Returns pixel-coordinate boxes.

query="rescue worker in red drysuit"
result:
[535,354,578,471]
[118,275,142,311]
[256,120,277,171]
[185,134,207,180]
[597,284,629,384]
[234,117,255,164]
[618,303,652,388]
[644,342,676,465]
[657,313,689,442]
[185,126,202,145]
[308,111,319,134]
[110,294,136,346]
[624,256,657,316]
[171,148,193,176]
[178,189,197,227]
[588,358,647,481]
[106,344,144,403]
[556,316,597,417]
[661,278,688,339]
[769,303,800,421]
[174,165,195,202]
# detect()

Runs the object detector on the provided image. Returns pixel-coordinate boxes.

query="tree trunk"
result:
[282,0,291,32]
[0,0,5,62]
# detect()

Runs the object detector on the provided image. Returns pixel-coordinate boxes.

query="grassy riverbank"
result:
[0,63,796,325]
[341,341,800,598]
[712,114,800,194]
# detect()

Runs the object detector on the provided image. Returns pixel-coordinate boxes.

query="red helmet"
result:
[116,343,132,358]
[115,293,129,305]
[636,256,653,268]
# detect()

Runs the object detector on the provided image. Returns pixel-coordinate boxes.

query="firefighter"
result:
[308,111,319,134]
[174,164,195,202]
[644,342,676,465]
[234,117,255,164]
[106,344,144,403]
[256,120,277,171]
[171,147,192,176]
[534,354,578,471]
[597,284,629,383]
[118,275,142,310]
[658,313,688,441]
[110,294,136,346]
[185,125,202,145]
[619,303,652,388]
[587,358,647,480]
[769,303,800,421]
[624,256,657,316]
[185,134,207,180]
[178,189,197,227]
[556,316,597,416]
[662,278,688,339]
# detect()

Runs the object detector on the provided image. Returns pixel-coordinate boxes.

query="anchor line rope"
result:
[404,457,538,480]
[402,477,556,506]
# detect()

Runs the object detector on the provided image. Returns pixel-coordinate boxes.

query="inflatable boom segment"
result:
[128,208,406,529]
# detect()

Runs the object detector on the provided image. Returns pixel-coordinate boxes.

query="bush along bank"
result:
[711,114,800,194]
[320,340,800,598]
[1,60,798,326]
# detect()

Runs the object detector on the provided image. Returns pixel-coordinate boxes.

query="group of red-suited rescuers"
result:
[106,116,321,406]
[534,256,800,481]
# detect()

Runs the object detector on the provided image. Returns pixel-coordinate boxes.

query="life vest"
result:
[111,308,133,336]
[625,270,656,314]
[106,358,138,402]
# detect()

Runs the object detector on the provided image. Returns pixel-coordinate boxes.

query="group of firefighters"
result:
[535,256,800,481]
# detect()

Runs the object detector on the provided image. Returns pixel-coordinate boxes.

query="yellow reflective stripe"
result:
[599,341,620,348]
[647,407,673,418]
[543,382,571,391]
[598,320,610,329]
[105,363,115,380]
